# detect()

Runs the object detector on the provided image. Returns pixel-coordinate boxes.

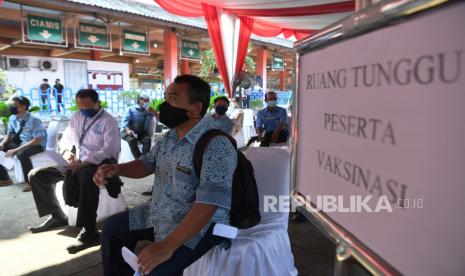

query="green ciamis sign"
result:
[27,15,63,43]
[78,22,108,47]
[123,30,148,53]
[181,39,200,60]
[272,54,284,71]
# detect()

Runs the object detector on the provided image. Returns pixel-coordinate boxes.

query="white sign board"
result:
[296,3,465,276]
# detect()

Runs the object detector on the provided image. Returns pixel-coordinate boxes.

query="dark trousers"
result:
[260,129,289,147]
[0,141,43,182]
[29,165,100,229]
[101,211,226,276]
[122,133,151,159]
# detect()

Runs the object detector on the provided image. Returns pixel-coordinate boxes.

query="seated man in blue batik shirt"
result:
[0,96,47,191]
[207,96,234,135]
[121,94,157,159]
[94,75,237,276]
[256,91,289,147]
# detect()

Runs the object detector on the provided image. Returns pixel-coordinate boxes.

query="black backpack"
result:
[193,129,261,229]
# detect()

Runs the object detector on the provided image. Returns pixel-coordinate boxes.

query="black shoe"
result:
[29,215,67,233]
[66,229,100,254]
[142,187,153,196]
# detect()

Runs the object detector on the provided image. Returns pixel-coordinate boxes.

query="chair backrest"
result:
[46,120,60,151]
[243,109,255,127]
[244,147,291,225]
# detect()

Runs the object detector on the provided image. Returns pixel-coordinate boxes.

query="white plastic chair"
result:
[55,180,127,227]
[183,148,297,276]
[14,120,61,182]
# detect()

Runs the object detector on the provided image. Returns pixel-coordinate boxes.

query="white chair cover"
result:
[184,148,297,276]
[55,181,127,227]
[14,150,67,182]
[45,120,60,151]
[242,109,256,143]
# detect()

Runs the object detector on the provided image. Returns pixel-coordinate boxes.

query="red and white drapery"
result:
[155,0,354,96]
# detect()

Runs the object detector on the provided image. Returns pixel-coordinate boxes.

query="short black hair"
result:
[12,96,30,110]
[265,91,277,100]
[43,78,48,82]
[56,79,60,81]
[174,75,211,116]
[214,96,229,106]
[76,89,99,103]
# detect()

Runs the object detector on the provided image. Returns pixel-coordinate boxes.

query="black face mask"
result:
[9,105,19,115]
[215,106,227,116]
[159,101,189,129]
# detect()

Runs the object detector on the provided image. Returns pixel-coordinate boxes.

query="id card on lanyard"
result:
[79,110,105,146]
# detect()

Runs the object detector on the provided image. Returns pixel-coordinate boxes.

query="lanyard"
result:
[79,110,104,145]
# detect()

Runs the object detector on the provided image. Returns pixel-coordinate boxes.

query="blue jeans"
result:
[101,211,226,276]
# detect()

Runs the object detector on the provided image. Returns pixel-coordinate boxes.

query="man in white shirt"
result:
[28,89,121,254]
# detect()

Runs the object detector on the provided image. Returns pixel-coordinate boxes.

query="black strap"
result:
[17,120,26,137]
[193,129,237,178]
[79,110,105,145]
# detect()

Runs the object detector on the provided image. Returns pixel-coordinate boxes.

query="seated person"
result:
[256,91,289,147]
[0,96,47,191]
[28,89,121,254]
[121,94,156,159]
[94,75,236,276]
[207,96,234,135]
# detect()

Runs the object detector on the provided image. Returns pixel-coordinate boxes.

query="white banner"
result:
[296,3,465,276]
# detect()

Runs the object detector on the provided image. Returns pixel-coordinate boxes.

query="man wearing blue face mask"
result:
[121,94,156,159]
[207,96,234,135]
[28,89,120,254]
[0,96,47,190]
[256,91,289,147]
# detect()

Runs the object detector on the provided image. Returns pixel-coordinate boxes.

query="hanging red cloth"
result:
[234,17,254,82]
[201,3,232,96]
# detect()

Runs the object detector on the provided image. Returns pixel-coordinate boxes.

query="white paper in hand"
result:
[122,247,139,273]
[0,151,15,170]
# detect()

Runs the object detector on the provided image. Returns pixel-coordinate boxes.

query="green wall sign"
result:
[180,39,200,60]
[123,30,148,54]
[27,14,63,44]
[272,54,284,71]
[78,22,109,47]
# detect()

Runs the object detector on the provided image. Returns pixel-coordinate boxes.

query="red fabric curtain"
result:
[202,3,232,96]
[155,0,203,17]
[227,1,355,17]
[234,17,254,84]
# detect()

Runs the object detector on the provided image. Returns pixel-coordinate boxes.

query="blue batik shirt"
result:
[129,117,237,249]
[8,112,47,149]
[255,106,288,132]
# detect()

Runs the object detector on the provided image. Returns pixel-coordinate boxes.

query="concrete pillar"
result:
[279,70,286,91]
[181,59,191,75]
[90,50,100,61]
[255,47,267,92]
[163,30,178,87]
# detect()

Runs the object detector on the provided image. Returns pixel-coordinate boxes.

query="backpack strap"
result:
[193,129,237,178]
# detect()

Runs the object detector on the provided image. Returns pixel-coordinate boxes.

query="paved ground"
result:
[0,171,335,276]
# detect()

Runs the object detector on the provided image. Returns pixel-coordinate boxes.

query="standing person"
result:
[0,96,47,191]
[39,79,50,109]
[227,97,244,137]
[121,94,155,159]
[244,86,252,109]
[28,89,121,254]
[53,79,64,112]
[207,96,234,135]
[255,91,289,147]
[95,75,236,276]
